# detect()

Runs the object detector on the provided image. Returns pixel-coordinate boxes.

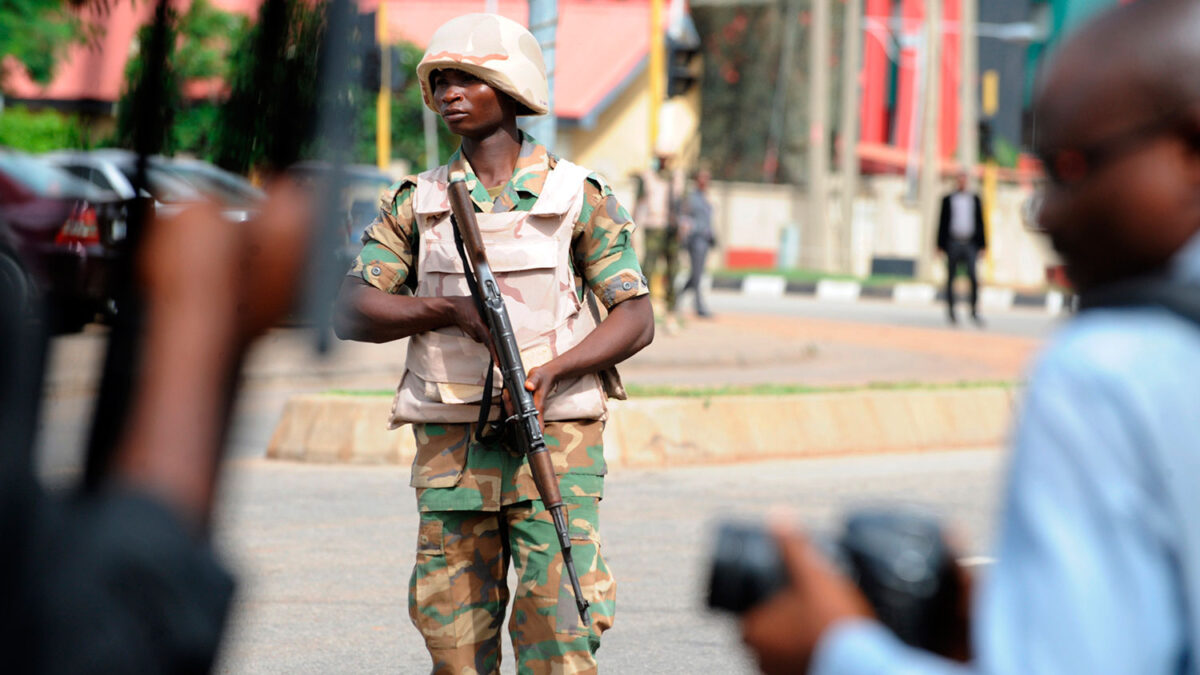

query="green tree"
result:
[112,10,182,155]
[0,0,90,89]
[355,42,457,170]
[693,5,783,182]
[176,0,248,81]
[0,105,89,152]
[693,3,847,185]
[213,0,328,174]
[111,0,247,157]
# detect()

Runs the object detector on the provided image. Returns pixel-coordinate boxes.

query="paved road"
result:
[214,448,1005,674]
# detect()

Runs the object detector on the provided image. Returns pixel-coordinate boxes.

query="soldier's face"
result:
[431,68,514,137]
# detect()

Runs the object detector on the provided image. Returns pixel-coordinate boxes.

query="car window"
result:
[62,164,116,192]
[0,155,106,200]
[115,164,203,202]
[165,165,264,207]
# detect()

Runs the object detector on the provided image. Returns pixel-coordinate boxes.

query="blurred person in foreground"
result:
[0,180,312,673]
[936,171,987,326]
[333,13,654,674]
[740,1,1200,672]
[678,168,716,318]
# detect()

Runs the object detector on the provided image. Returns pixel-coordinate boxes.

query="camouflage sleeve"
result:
[573,173,649,309]
[348,179,418,294]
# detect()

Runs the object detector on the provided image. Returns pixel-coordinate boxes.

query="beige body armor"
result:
[389,159,610,428]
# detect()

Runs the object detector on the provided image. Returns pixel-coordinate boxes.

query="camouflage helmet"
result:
[416,14,549,116]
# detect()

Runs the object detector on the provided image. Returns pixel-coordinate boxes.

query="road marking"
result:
[816,279,862,302]
[893,282,937,305]
[980,287,1015,310]
[742,274,787,297]
[1046,290,1065,315]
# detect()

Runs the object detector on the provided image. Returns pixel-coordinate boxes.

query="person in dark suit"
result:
[936,172,987,325]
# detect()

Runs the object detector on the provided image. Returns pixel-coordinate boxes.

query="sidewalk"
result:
[43,293,1046,396]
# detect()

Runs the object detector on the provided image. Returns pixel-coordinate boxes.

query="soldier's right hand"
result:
[446,296,490,344]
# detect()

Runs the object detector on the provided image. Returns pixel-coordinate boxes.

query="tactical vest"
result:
[388,159,610,428]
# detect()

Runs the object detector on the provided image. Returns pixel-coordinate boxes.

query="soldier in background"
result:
[635,154,684,322]
[333,14,654,674]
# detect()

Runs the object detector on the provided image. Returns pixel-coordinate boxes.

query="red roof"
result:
[5,0,652,125]
[2,0,261,103]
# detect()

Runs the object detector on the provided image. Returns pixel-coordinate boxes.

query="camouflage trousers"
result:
[409,498,616,674]
[641,227,679,312]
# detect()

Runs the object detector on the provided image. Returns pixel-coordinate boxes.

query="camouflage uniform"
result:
[351,134,647,674]
[635,166,683,311]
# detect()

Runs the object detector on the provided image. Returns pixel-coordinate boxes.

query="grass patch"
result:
[623,380,1017,398]
[323,380,1018,400]
[325,388,395,397]
[710,267,913,287]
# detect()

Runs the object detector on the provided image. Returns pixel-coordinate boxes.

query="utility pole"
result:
[837,0,862,274]
[804,0,832,271]
[764,0,800,182]
[958,0,978,178]
[649,0,665,151]
[526,0,558,151]
[375,3,391,171]
[916,0,942,281]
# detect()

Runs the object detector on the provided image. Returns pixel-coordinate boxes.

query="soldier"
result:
[333,13,654,675]
[635,155,685,322]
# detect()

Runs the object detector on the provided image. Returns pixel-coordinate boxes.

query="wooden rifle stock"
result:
[446,173,592,628]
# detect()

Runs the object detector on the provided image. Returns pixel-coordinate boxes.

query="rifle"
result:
[446,170,592,628]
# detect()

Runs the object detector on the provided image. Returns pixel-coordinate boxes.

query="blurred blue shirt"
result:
[813,232,1200,675]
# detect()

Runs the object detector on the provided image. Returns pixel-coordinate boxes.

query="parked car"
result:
[0,150,125,332]
[157,157,265,222]
[287,162,395,265]
[43,148,201,205]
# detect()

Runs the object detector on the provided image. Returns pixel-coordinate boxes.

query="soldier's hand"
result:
[524,363,560,425]
[446,296,490,343]
[741,523,873,675]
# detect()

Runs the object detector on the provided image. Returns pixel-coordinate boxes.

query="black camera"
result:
[707,509,960,652]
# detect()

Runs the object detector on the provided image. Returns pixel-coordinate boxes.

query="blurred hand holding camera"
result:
[712,510,972,673]
[740,523,873,675]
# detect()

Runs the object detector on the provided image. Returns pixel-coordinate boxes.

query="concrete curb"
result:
[710,275,1071,315]
[268,387,1018,468]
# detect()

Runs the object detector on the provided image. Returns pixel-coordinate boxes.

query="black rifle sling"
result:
[1079,278,1200,328]
[450,214,506,444]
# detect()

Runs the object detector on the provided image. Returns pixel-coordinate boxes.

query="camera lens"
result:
[706,521,788,614]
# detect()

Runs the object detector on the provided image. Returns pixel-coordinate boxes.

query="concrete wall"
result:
[706,173,1056,288]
